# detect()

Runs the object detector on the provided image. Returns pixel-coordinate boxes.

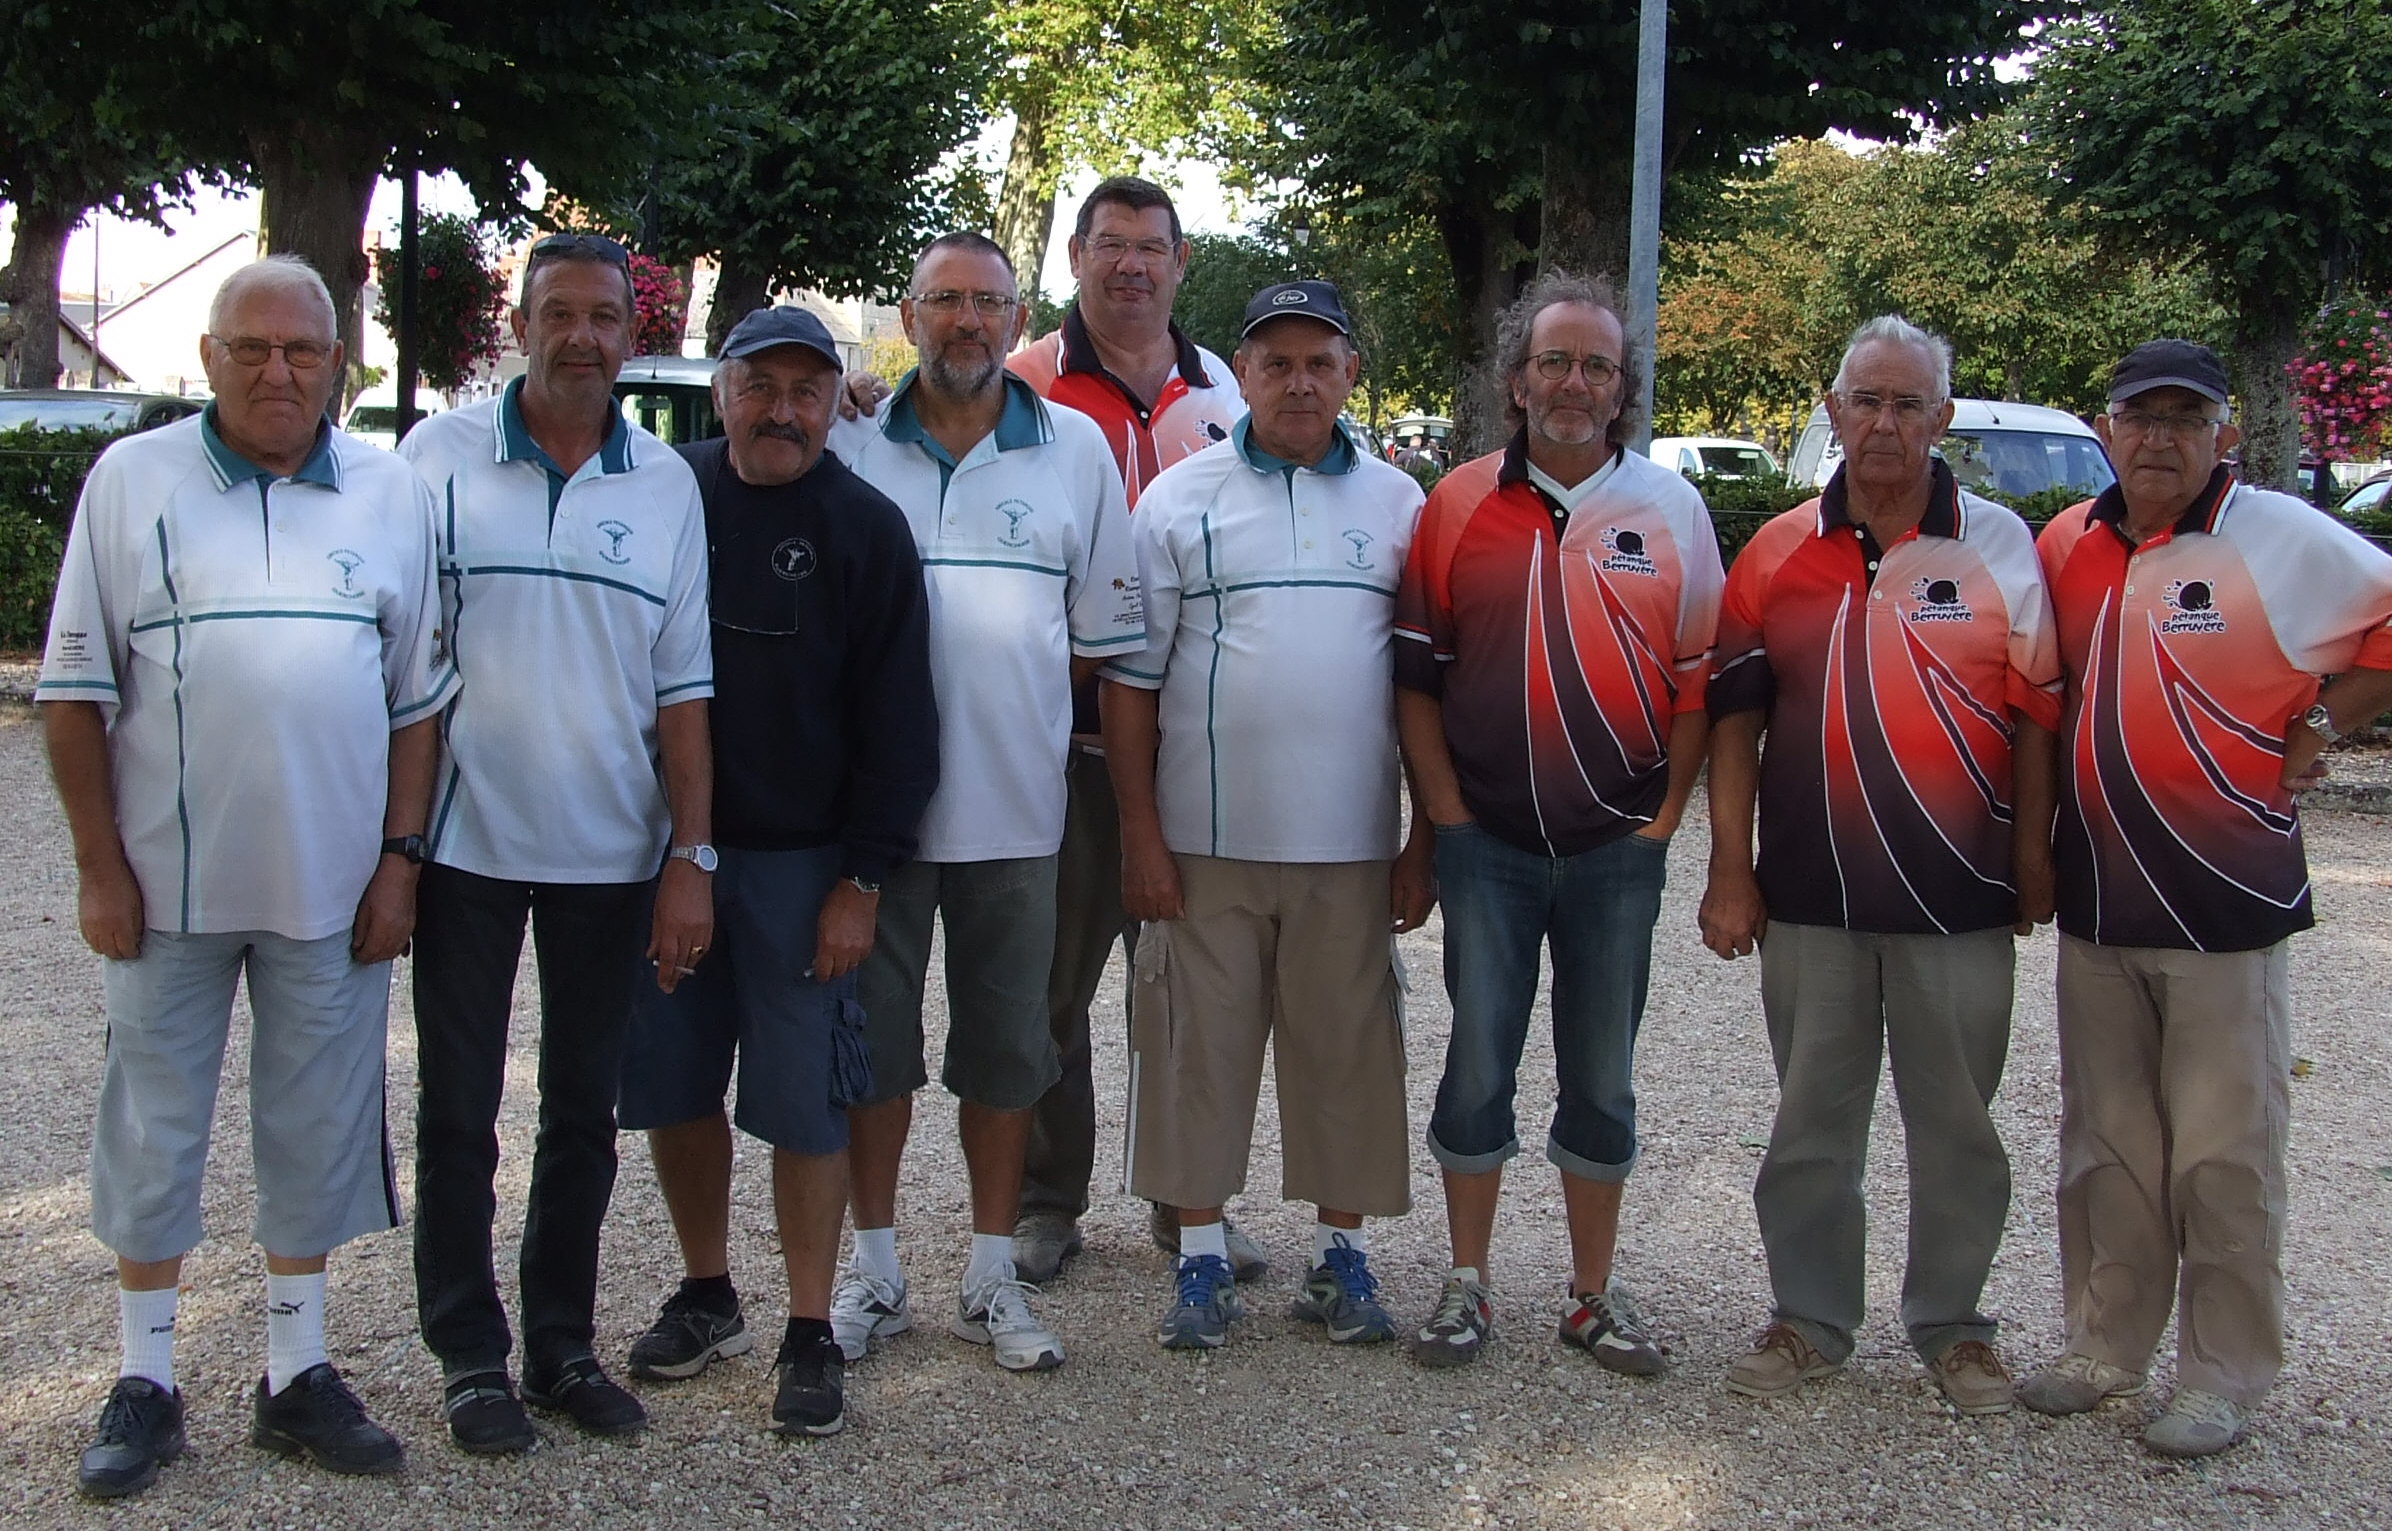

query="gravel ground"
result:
[2,702,2390,1530]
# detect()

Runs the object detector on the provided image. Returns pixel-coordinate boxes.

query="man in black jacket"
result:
[616,306,938,1436]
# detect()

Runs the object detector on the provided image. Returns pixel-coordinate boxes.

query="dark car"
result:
[0,388,204,434]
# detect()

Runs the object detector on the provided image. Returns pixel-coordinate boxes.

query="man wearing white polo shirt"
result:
[1105,280,1432,1351]
[43,256,452,1497]
[399,233,715,1452]
[827,231,1140,1374]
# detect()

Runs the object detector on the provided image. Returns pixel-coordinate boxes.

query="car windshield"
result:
[0,396,137,430]
[1697,446,1776,476]
[1939,429,2115,498]
[347,406,399,432]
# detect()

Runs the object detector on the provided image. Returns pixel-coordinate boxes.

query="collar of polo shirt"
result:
[1818,455,1964,541]
[2086,461,2236,542]
[200,404,341,492]
[1232,414,1357,478]
[494,374,635,477]
[881,367,1052,462]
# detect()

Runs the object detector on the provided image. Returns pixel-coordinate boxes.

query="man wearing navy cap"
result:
[615,306,938,1436]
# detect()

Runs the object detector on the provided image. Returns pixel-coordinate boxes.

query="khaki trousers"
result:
[1125,855,1410,1216]
[2055,934,2292,1407]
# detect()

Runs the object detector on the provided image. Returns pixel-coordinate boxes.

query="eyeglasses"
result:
[528,232,631,267]
[1530,351,1620,385]
[2110,408,2221,442]
[911,290,1019,317]
[1835,390,1937,422]
[208,335,332,369]
[1083,235,1176,265]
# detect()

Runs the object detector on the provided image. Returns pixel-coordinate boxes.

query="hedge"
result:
[1688,472,2091,564]
[0,425,126,651]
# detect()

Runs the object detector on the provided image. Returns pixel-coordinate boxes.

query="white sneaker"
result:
[2144,1387,2248,1458]
[952,1275,1065,1372]
[828,1268,911,1362]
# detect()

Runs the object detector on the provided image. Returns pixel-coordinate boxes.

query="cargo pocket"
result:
[1387,934,1411,1048]
[1122,922,1173,1196]
[828,994,875,1109]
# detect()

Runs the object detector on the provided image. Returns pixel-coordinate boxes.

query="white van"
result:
[1646,436,1781,480]
[1786,398,2115,499]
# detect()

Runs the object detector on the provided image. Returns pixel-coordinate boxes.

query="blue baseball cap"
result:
[1240,280,1353,340]
[721,306,844,370]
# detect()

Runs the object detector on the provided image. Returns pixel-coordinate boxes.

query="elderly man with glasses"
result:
[398,231,716,1453]
[2017,340,2392,1456]
[42,256,454,1496]
[823,232,1140,1376]
[1700,315,2061,1416]
[1396,272,1724,1372]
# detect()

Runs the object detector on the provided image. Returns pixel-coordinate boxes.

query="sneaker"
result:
[2017,1351,2148,1416]
[1012,1210,1085,1286]
[1928,1339,2014,1416]
[1290,1235,1395,1344]
[1559,1281,1667,1377]
[250,1363,405,1475]
[1148,1204,1270,1283]
[828,1268,912,1362]
[2144,1388,2249,1459]
[628,1283,755,1381]
[441,1370,535,1456]
[952,1275,1066,1372]
[1158,1254,1243,1350]
[522,1355,646,1436]
[1723,1322,1842,1399]
[771,1326,845,1437]
[77,1377,185,1499]
[1409,1275,1494,1368]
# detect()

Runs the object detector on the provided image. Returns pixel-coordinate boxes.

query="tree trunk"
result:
[1438,191,1539,459]
[2227,296,2302,493]
[249,122,384,414]
[0,199,78,388]
[993,96,1064,296]
[1538,137,1632,285]
[704,260,773,356]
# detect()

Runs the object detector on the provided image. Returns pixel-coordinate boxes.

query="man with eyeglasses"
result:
[2018,340,2392,1457]
[398,230,716,1453]
[1395,272,1723,1373]
[43,256,452,1495]
[825,232,1140,1375]
[1006,176,1255,1289]
[1700,315,2061,1417]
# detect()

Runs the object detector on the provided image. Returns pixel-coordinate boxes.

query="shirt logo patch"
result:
[1204,422,1229,441]
[1598,527,1657,577]
[996,499,1035,548]
[2160,579,2226,634]
[1342,528,1375,569]
[1906,576,1974,623]
[771,537,818,582]
[327,548,365,598]
[597,520,634,564]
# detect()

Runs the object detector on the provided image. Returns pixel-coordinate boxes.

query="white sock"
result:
[1450,1265,1485,1290]
[1315,1221,1366,1266]
[852,1226,902,1286]
[264,1271,328,1394]
[1178,1220,1229,1263]
[119,1286,179,1392]
[965,1232,1015,1291]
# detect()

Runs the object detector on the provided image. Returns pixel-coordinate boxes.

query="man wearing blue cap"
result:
[616,306,938,1436]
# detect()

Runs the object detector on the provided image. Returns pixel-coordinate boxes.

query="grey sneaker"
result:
[828,1268,912,1362]
[952,1274,1065,1372]
[1409,1275,1494,1367]
[2144,1388,2248,1458]
[1011,1210,1084,1286]
[1159,1254,1242,1350]
[2017,1351,2147,1416]
[1559,1281,1666,1376]
[1927,1340,2014,1416]
[1724,1322,1841,1399]
[1148,1204,1269,1283]
[1290,1235,1394,1343]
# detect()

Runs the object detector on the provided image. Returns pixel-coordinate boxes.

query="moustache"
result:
[751,422,809,444]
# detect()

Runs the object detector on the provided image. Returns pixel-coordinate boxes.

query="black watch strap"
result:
[382,834,427,865]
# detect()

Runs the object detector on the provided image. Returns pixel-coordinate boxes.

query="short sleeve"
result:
[1065,441,1145,657]
[1671,502,1728,715]
[1101,498,1180,691]
[1393,485,1458,696]
[651,476,715,705]
[382,470,463,729]
[35,450,135,716]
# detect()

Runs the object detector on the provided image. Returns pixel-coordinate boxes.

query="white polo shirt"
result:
[1103,420,1424,862]
[400,379,712,883]
[38,411,458,940]
[832,373,1142,861]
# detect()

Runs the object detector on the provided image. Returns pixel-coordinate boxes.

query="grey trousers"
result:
[1754,921,2015,1363]
[2055,935,2290,1408]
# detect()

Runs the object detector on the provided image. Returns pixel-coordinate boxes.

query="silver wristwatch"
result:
[2302,702,2343,747]
[668,843,720,873]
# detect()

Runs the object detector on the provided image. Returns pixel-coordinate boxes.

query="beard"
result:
[922,337,1003,398]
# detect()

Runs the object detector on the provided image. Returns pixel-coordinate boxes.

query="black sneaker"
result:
[78,1376,185,1499]
[628,1283,754,1381]
[442,1370,536,1456]
[251,1363,405,1475]
[522,1355,647,1436]
[771,1323,844,1437]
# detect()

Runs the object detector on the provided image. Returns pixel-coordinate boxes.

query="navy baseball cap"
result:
[1240,280,1353,340]
[2108,339,2227,406]
[720,306,844,370]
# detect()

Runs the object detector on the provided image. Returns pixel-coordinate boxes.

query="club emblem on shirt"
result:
[2160,579,2226,634]
[771,537,818,582]
[597,520,634,564]
[1907,576,1974,623]
[996,499,1035,548]
[1342,528,1375,569]
[1598,526,1656,577]
[1204,422,1229,441]
[327,548,365,598]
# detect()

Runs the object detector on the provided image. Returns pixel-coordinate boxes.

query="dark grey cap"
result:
[720,306,843,370]
[2108,339,2227,405]
[1240,280,1353,340]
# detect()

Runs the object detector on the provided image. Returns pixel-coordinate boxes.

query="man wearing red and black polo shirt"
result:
[1006,176,1252,1285]
[1701,316,2061,1418]
[2016,340,2392,1458]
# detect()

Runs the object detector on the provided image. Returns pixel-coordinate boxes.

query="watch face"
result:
[694,845,719,873]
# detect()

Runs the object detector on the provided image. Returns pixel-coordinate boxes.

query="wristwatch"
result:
[381,834,427,865]
[2302,702,2344,746]
[845,875,882,895]
[668,843,720,873]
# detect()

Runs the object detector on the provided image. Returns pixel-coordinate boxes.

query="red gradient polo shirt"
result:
[1009,308,1241,509]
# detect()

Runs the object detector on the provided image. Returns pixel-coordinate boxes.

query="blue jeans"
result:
[1426,822,1669,1182]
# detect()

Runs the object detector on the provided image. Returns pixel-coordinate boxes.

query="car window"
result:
[1697,446,1776,477]
[615,385,721,445]
[2345,480,2391,514]
[1789,423,1830,485]
[0,397,138,430]
[1942,430,2115,498]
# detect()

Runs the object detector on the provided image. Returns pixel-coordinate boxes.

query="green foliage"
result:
[0,425,124,649]
[372,213,507,394]
[1685,472,1814,565]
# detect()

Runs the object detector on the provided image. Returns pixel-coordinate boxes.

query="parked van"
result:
[1647,436,1781,480]
[613,354,723,445]
[1786,398,2115,500]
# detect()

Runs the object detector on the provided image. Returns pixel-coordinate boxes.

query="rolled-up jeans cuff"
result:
[1427,1126,1520,1175]
[1547,1136,1636,1184]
